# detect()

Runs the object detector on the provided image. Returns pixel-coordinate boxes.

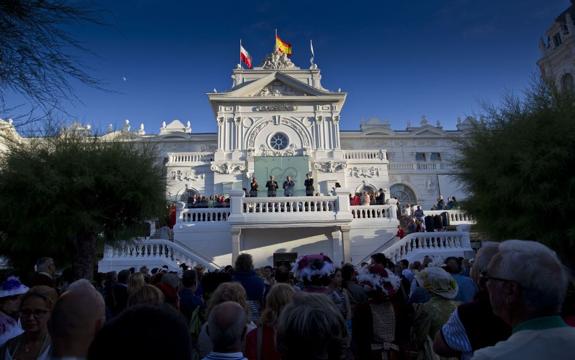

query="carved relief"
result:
[210,162,246,175]
[253,104,297,112]
[314,161,347,173]
[349,166,380,178]
[254,81,304,97]
[247,120,272,148]
[170,169,204,182]
[259,144,297,157]
[260,51,299,70]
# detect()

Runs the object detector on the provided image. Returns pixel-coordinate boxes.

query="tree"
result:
[456,81,575,267]
[0,0,101,126]
[0,134,167,279]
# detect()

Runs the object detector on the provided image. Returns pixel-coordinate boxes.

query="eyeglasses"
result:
[20,309,49,318]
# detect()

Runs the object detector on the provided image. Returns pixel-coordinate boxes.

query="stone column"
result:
[340,225,351,263]
[231,227,241,265]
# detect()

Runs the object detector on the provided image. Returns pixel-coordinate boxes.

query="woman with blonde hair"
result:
[1,286,58,360]
[245,283,295,360]
[198,282,255,358]
[127,284,164,307]
[127,272,145,297]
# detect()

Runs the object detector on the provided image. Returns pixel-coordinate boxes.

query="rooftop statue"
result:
[260,50,299,70]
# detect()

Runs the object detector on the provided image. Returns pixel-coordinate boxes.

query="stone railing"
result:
[351,205,395,220]
[383,231,471,263]
[180,208,230,223]
[389,162,449,171]
[176,192,398,226]
[241,196,337,214]
[101,239,220,271]
[424,210,475,225]
[344,149,387,161]
[167,152,214,164]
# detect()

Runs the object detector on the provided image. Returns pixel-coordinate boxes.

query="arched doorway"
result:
[355,183,377,195]
[390,183,417,205]
[179,188,200,203]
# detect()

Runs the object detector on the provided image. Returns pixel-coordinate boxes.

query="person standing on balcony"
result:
[283,176,295,197]
[265,176,278,197]
[304,173,314,196]
[249,177,258,197]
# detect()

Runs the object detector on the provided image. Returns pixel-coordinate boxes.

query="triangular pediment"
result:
[411,126,445,136]
[219,72,332,98]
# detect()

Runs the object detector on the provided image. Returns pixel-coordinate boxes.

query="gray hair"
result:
[207,301,247,352]
[276,292,347,360]
[470,242,500,284]
[489,240,568,312]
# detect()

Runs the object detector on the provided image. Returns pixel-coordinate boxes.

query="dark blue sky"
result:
[6,0,568,133]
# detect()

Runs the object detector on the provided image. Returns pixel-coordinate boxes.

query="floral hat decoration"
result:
[292,253,335,281]
[357,264,401,296]
[0,276,29,298]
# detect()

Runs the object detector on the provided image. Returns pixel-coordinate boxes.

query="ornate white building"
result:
[538,0,575,91]
[0,51,475,270]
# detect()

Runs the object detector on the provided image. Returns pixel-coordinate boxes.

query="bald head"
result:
[49,279,106,357]
[207,301,247,353]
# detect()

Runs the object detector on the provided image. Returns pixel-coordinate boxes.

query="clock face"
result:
[269,132,289,150]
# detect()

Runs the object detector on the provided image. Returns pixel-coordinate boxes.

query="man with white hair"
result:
[472,240,575,360]
[49,279,106,359]
[202,301,248,360]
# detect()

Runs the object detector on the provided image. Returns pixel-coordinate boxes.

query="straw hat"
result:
[415,267,459,299]
[0,276,29,298]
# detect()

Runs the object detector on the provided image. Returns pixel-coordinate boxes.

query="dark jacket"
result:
[232,271,265,302]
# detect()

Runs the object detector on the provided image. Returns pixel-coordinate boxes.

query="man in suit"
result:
[265,176,278,197]
[304,173,314,196]
[283,176,295,197]
[30,257,57,288]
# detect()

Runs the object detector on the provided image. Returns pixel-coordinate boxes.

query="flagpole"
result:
[310,39,315,67]
[239,39,242,68]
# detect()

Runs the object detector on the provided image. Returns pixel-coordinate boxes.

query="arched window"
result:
[561,73,574,93]
[390,184,417,205]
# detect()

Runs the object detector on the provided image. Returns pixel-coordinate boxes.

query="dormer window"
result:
[415,152,426,162]
[430,152,441,161]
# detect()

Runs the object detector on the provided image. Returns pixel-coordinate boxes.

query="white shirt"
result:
[472,317,575,360]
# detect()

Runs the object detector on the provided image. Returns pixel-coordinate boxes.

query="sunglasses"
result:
[480,271,516,284]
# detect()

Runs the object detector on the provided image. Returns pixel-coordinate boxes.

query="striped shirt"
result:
[441,309,473,360]
[202,352,247,360]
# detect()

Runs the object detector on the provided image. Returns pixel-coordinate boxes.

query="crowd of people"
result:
[1,240,573,359]
[186,194,231,209]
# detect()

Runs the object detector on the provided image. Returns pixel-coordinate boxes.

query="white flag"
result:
[310,40,315,58]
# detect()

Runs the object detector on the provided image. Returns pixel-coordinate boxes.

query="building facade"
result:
[0,51,474,269]
[538,0,575,91]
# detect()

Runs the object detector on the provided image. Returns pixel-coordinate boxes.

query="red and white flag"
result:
[240,44,253,69]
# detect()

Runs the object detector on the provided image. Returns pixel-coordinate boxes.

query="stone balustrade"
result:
[389,162,449,171]
[424,209,475,225]
[383,231,471,263]
[344,149,387,161]
[241,196,337,214]
[101,239,219,271]
[180,208,230,223]
[167,152,214,164]
[351,205,395,220]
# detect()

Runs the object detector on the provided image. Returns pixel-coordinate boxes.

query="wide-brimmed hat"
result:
[357,264,401,296]
[0,276,29,298]
[292,254,335,281]
[415,267,458,299]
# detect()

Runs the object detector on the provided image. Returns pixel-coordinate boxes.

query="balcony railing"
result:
[351,205,394,219]
[389,162,450,171]
[424,210,475,225]
[241,196,337,214]
[180,208,230,223]
[344,150,387,161]
[167,152,214,164]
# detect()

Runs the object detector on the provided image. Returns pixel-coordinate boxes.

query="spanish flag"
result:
[275,34,292,56]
